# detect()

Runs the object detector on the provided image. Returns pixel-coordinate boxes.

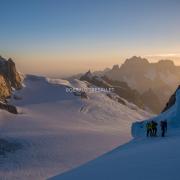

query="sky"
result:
[0,0,180,77]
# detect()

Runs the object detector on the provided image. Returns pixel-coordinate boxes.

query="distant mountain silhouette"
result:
[79,56,180,113]
[106,56,180,92]
[103,56,180,113]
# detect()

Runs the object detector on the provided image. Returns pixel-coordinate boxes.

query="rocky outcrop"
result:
[0,56,22,113]
[0,75,11,100]
[0,101,18,114]
[162,86,180,112]
[0,56,22,101]
[0,56,22,90]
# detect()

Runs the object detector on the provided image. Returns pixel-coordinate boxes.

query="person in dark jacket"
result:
[146,122,152,137]
[151,121,158,136]
[160,120,167,137]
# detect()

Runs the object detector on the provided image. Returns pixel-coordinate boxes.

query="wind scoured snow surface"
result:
[0,75,150,180]
[51,90,180,180]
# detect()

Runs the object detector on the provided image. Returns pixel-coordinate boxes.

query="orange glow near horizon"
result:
[5,50,180,78]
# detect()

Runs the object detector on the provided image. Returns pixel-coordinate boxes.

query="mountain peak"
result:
[80,70,93,81]
[112,64,119,71]
[124,56,149,66]
[0,56,22,99]
[85,70,93,77]
[0,55,7,65]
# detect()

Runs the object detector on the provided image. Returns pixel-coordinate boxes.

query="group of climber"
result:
[146,120,167,137]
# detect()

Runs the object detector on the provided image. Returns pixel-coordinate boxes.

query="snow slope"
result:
[51,88,180,180]
[0,75,150,180]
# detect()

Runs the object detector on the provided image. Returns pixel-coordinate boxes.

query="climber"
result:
[151,120,158,136]
[146,122,152,137]
[160,120,168,137]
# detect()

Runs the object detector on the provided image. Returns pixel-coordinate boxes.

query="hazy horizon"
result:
[10,55,180,78]
[1,0,180,77]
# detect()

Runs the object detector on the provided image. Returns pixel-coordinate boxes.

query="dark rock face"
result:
[162,86,180,112]
[6,58,22,89]
[0,74,11,100]
[0,56,22,113]
[0,56,22,100]
[0,102,18,114]
[0,56,22,91]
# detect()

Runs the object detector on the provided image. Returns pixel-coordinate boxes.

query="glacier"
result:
[51,86,180,180]
[0,75,150,180]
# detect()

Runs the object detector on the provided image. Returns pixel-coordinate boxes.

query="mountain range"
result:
[79,56,180,113]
